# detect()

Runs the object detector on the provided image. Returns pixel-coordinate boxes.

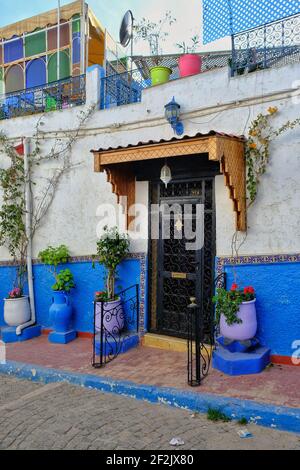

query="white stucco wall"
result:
[0,63,300,259]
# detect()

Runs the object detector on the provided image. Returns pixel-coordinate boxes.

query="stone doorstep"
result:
[141,333,213,355]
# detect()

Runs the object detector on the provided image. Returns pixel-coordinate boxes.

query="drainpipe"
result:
[16,138,36,336]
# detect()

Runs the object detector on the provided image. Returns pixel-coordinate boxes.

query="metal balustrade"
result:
[231,13,300,75]
[0,75,86,120]
[102,51,231,109]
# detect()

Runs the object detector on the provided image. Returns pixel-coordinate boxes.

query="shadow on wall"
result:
[0,259,142,334]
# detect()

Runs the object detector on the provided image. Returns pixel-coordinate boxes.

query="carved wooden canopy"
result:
[92,133,246,231]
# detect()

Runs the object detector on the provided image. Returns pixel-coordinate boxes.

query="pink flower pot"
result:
[178,54,202,78]
[220,299,257,341]
[95,299,125,335]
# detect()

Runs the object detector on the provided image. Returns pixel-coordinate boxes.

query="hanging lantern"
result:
[160,162,172,187]
[164,97,184,136]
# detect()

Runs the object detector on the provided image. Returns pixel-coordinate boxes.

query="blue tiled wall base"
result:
[48,330,77,344]
[95,333,139,356]
[0,258,144,334]
[1,325,41,343]
[217,259,300,357]
[213,336,271,375]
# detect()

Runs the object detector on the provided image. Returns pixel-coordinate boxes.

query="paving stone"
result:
[0,375,299,450]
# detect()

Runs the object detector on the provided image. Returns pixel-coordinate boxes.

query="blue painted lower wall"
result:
[0,257,145,334]
[219,259,300,359]
[1,253,299,360]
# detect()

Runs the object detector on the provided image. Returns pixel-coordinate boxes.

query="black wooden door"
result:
[155,179,215,338]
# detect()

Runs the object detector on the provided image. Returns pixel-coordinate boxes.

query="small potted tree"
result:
[38,245,76,343]
[134,11,176,86]
[95,226,130,335]
[0,154,31,328]
[176,35,202,78]
[213,283,257,341]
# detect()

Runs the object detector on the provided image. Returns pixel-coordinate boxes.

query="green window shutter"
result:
[72,14,81,34]
[48,50,70,82]
[25,30,46,57]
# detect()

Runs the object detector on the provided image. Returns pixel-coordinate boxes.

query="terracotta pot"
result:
[220,299,257,341]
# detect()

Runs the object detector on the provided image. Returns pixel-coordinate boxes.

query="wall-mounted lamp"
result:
[164,97,184,136]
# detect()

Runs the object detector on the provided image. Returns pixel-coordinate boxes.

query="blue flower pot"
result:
[49,291,73,333]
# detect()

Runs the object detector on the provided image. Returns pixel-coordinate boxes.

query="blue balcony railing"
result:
[231,13,300,75]
[102,51,232,109]
[100,69,148,109]
[0,75,86,121]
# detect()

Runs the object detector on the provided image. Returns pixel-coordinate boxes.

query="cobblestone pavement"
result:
[0,375,299,451]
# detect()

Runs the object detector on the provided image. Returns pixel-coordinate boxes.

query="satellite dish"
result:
[119,10,134,47]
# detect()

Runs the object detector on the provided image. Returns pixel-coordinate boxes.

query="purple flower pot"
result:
[220,299,257,341]
[95,299,125,335]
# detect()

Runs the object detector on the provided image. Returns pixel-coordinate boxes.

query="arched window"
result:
[26,58,46,88]
[48,50,70,82]
[5,64,24,93]
[72,33,81,65]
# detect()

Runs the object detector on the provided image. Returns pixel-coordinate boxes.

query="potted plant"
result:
[4,287,31,327]
[176,35,202,78]
[134,11,176,86]
[94,226,130,335]
[38,245,75,339]
[213,283,257,341]
[0,152,31,328]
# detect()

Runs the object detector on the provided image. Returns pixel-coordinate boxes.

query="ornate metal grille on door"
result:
[150,179,216,340]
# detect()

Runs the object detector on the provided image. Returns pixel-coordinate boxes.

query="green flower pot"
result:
[150,66,172,86]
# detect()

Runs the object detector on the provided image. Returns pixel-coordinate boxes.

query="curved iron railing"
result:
[187,273,226,387]
[92,284,140,368]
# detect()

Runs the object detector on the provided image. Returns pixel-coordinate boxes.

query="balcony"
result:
[0,75,86,121]
[101,51,231,110]
[231,13,300,75]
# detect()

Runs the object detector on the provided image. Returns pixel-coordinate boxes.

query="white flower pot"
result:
[4,296,31,327]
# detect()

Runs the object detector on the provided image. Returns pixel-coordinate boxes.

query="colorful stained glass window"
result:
[4,37,23,63]
[5,64,24,93]
[0,45,3,65]
[72,33,81,64]
[203,0,300,44]
[25,30,46,57]
[72,14,81,34]
[26,57,46,88]
[47,22,70,51]
[47,50,70,82]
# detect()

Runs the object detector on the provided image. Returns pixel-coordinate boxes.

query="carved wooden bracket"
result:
[92,134,246,231]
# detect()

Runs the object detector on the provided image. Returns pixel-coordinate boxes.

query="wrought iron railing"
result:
[231,13,300,76]
[101,69,147,109]
[0,75,86,121]
[92,285,140,368]
[187,273,226,387]
[102,51,231,109]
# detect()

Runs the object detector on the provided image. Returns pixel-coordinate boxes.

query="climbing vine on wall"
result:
[0,105,96,290]
[246,107,300,207]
